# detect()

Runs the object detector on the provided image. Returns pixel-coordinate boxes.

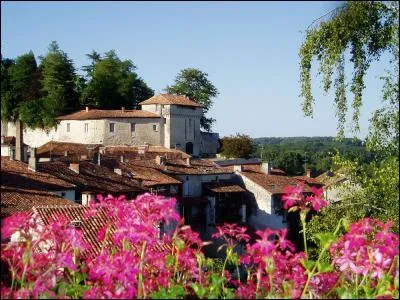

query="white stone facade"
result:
[235,172,287,230]
[1,103,218,157]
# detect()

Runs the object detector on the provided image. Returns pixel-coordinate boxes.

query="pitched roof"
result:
[102,145,191,160]
[203,182,246,193]
[56,109,160,120]
[214,158,262,166]
[139,94,203,107]
[1,187,77,218]
[162,158,234,175]
[33,205,115,258]
[33,204,171,258]
[293,176,323,186]
[315,170,347,187]
[239,170,313,195]
[37,141,101,160]
[100,158,182,187]
[1,157,76,191]
[38,160,145,194]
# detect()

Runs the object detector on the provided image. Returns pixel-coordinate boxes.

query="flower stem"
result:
[137,241,147,299]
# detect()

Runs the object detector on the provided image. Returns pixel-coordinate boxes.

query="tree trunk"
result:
[15,119,24,161]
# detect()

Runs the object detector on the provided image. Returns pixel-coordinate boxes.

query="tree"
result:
[299,1,399,238]
[276,151,305,176]
[81,50,154,109]
[165,68,219,132]
[220,133,253,159]
[299,1,398,137]
[37,41,80,126]
[1,51,43,160]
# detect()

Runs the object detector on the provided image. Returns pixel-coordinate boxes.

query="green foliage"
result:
[38,41,80,127]
[253,136,371,175]
[220,133,253,159]
[81,50,154,109]
[1,52,41,124]
[275,151,305,176]
[299,1,398,137]
[165,68,219,132]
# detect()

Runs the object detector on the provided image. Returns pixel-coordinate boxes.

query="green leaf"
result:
[315,232,337,249]
[316,261,332,273]
[191,283,206,298]
[166,254,174,267]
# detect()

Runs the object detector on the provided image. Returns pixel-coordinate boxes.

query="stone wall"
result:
[235,172,286,230]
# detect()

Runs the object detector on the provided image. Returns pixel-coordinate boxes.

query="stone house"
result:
[0,94,220,157]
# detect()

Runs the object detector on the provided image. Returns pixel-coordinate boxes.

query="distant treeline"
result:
[251,136,373,176]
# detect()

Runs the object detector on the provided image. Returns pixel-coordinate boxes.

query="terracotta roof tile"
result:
[33,205,171,258]
[101,158,181,187]
[163,158,234,175]
[239,170,313,194]
[139,94,202,107]
[37,141,101,160]
[56,109,160,120]
[293,176,323,186]
[1,186,77,218]
[204,182,246,193]
[102,145,190,160]
[1,157,75,191]
[38,161,145,194]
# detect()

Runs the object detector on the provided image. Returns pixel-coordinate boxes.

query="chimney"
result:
[86,106,89,112]
[114,168,122,175]
[121,107,125,112]
[15,121,23,161]
[97,152,101,166]
[120,155,124,163]
[306,168,312,178]
[28,147,37,172]
[64,150,68,157]
[69,163,80,174]
[186,157,191,166]
[1,136,4,144]
[233,165,242,172]
[261,162,273,175]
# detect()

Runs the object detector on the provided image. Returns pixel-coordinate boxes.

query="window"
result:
[189,119,192,128]
[131,123,136,132]
[67,123,70,132]
[84,123,88,133]
[109,123,115,133]
[153,124,158,132]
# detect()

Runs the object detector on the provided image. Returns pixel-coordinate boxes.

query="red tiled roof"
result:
[204,182,246,193]
[163,158,234,175]
[239,170,313,194]
[38,161,145,194]
[33,205,171,258]
[293,176,323,185]
[56,109,160,120]
[1,186,77,218]
[139,94,203,107]
[103,145,190,160]
[100,158,182,187]
[37,141,101,160]
[1,157,76,191]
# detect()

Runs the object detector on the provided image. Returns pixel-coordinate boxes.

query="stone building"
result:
[0,94,219,157]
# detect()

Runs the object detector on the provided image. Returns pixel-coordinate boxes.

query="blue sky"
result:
[1,1,391,139]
